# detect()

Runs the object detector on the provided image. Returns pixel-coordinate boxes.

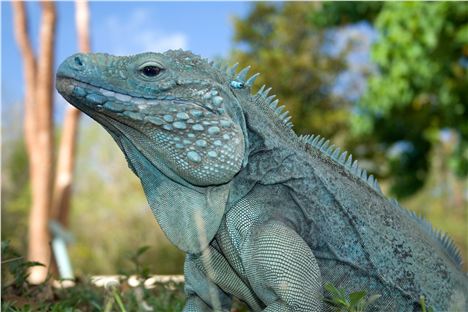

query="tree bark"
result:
[51,108,80,227]
[13,1,57,284]
[30,0,56,284]
[12,1,37,155]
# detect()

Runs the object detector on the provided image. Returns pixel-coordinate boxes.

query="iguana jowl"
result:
[56,50,467,311]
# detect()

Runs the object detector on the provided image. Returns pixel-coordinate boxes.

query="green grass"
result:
[1,241,186,311]
[2,280,186,312]
[1,241,249,311]
[0,241,438,311]
[323,282,381,312]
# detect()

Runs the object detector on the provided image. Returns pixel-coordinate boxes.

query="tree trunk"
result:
[12,1,37,155]
[13,1,57,284]
[51,109,80,227]
[51,0,90,226]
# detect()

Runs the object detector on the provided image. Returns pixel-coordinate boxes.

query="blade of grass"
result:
[113,288,127,312]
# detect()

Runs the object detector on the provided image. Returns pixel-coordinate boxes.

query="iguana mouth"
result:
[56,78,206,191]
[56,77,214,116]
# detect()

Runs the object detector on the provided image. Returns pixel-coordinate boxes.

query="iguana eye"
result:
[140,65,163,77]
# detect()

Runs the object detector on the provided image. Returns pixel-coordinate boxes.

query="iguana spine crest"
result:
[217,60,463,269]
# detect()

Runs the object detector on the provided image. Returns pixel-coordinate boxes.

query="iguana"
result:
[56,50,467,311]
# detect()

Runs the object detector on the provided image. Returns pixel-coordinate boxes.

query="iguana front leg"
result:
[242,221,323,312]
[183,252,232,312]
[183,243,265,312]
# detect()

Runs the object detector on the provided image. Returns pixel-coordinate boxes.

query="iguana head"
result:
[56,50,246,186]
[56,50,251,253]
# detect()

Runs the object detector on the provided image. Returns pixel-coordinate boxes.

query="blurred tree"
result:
[310,2,382,27]
[12,1,56,284]
[51,0,90,227]
[11,0,93,282]
[311,2,468,198]
[231,2,351,139]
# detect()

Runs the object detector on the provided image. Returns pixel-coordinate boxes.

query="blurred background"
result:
[2,1,467,283]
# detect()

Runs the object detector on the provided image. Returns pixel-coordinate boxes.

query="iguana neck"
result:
[237,91,299,154]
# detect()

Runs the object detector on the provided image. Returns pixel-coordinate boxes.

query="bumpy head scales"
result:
[56,50,246,187]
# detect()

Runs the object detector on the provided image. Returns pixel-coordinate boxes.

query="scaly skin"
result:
[56,50,467,311]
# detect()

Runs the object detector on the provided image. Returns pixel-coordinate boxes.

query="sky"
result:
[1,1,251,119]
[1,1,376,130]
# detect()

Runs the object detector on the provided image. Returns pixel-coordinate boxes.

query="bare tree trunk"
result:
[12,1,37,154]
[51,109,80,226]
[13,1,57,284]
[30,0,56,284]
[51,0,90,227]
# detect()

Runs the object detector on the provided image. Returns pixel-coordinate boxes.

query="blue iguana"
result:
[56,50,467,311]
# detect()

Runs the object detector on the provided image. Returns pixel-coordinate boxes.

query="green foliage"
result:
[1,138,31,254]
[323,282,381,312]
[361,2,468,195]
[1,241,47,296]
[119,245,152,279]
[311,2,382,27]
[232,2,351,139]
[1,279,187,312]
[323,283,438,312]
[312,2,468,197]
[1,240,186,311]
[104,286,127,312]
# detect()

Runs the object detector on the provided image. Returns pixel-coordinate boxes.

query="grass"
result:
[0,241,438,311]
[1,241,249,311]
[2,279,186,311]
[1,241,185,311]
[323,282,381,312]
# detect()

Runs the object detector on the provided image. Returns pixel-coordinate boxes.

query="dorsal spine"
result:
[213,60,463,269]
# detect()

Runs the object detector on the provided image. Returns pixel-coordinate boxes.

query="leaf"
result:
[323,282,351,309]
[113,288,128,312]
[349,290,366,306]
[1,240,10,254]
[324,282,338,293]
[135,246,150,258]
[324,282,345,299]
[22,261,46,268]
